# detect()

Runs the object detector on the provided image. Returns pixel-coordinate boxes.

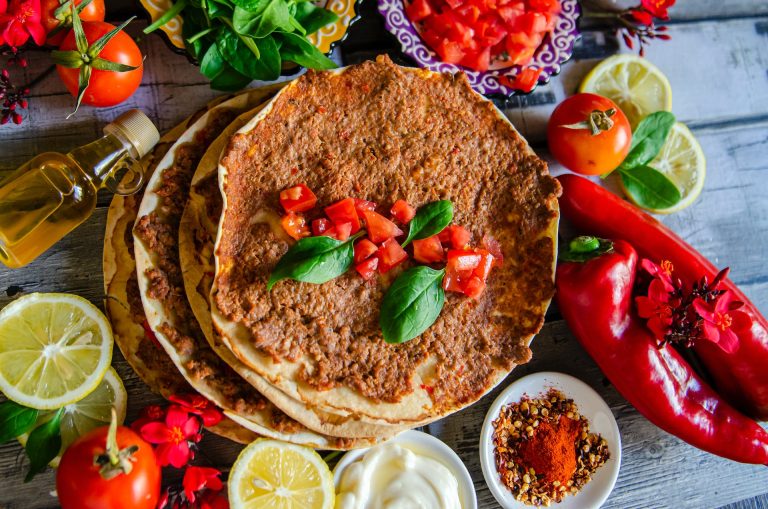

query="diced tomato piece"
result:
[325,198,361,233]
[498,4,525,24]
[443,267,472,293]
[355,257,379,280]
[449,225,472,249]
[473,249,495,280]
[443,0,463,10]
[354,239,379,263]
[463,275,486,299]
[312,218,331,236]
[324,222,352,241]
[514,11,547,33]
[456,4,482,23]
[528,0,560,14]
[390,199,416,224]
[362,210,404,244]
[507,29,544,48]
[406,0,434,22]
[434,39,465,64]
[413,235,445,264]
[476,18,507,47]
[353,198,377,216]
[501,66,543,93]
[447,249,481,271]
[505,44,537,66]
[377,238,409,273]
[482,234,504,266]
[460,46,491,71]
[279,184,317,213]
[281,213,310,240]
[438,228,452,243]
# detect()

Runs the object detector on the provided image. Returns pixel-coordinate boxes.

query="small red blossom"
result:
[169,394,224,427]
[183,466,224,503]
[629,7,654,26]
[636,278,674,340]
[641,0,675,19]
[0,0,45,48]
[692,291,751,354]
[641,258,675,291]
[140,406,201,468]
[130,404,167,434]
[198,491,229,509]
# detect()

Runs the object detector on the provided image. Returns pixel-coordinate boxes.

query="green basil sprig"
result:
[612,111,680,210]
[268,232,364,290]
[380,266,446,344]
[25,408,64,482]
[402,200,453,246]
[0,401,38,444]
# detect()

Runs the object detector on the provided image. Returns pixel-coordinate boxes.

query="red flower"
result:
[641,0,675,19]
[0,0,7,14]
[636,279,674,340]
[140,406,201,468]
[693,291,751,353]
[198,491,229,509]
[0,0,45,48]
[641,258,675,291]
[183,466,224,503]
[169,394,224,427]
[131,404,167,434]
[629,7,654,26]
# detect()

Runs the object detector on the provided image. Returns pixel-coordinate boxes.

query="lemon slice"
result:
[0,293,113,409]
[229,439,335,509]
[580,54,673,128]
[18,367,127,467]
[622,121,706,214]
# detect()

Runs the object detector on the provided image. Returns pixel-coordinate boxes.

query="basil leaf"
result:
[268,233,362,290]
[294,2,338,34]
[210,64,252,91]
[200,43,226,80]
[0,401,39,444]
[619,165,681,210]
[380,266,446,344]
[276,32,337,70]
[24,408,63,482]
[402,200,453,246]
[620,111,676,170]
[216,29,281,81]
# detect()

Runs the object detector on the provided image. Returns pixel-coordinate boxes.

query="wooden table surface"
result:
[1,1,767,508]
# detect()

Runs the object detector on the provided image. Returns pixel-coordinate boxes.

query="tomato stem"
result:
[560,108,617,136]
[94,408,138,480]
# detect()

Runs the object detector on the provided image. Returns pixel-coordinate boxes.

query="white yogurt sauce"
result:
[336,443,462,509]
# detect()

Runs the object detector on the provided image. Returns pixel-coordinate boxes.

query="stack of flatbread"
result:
[103,56,560,449]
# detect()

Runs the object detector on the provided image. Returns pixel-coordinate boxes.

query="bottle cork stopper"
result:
[104,109,160,159]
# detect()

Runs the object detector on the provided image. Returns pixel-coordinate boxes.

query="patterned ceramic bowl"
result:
[377,0,581,96]
[139,0,360,59]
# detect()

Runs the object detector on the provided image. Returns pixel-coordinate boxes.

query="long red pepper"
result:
[558,174,768,420]
[556,239,768,464]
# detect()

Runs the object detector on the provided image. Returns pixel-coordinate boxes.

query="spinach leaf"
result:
[216,29,281,81]
[24,408,63,482]
[294,2,339,34]
[210,64,252,91]
[200,43,226,80]
[276,32,337,70]
[380,266,446,344]
[402,200,453,246]
[0,401,38,444]
[619,165,682,210]
[230,0,270,11]
[233,2,293,37]
[268,232,363,290]
[620,111,676,170]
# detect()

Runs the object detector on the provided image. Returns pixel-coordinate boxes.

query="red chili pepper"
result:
[558,174,768,419]
[556,238,768,465]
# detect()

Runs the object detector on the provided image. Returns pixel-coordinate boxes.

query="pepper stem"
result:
[93,408,138,480]
[561,109,617,135]
[558,236,614,263]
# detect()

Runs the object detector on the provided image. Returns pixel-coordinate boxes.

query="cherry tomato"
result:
[42,0,106,45]
[547,93,632,176]
[56,424,160,509]
[57,21,143,107]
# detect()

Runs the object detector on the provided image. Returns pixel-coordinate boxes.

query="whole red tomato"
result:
[56,21,143,107]
[56,424,161,509]
[42,0,106,45]
[547,93,632,176]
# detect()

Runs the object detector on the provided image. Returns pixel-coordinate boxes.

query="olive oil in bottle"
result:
[0,109,159,268]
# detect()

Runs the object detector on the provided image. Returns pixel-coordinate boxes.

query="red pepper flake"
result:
[317,106,327,113]
[141,319,161,349]
[420,384,435,395]
[290,167,298,175]
[361,83,371,93]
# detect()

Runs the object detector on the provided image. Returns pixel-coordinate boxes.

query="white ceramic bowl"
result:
[479,372,622,509]
[333,429,478,509]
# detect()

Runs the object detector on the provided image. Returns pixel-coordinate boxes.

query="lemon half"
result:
[229,439,335,509]
[0,293,113,409]
[580,54,673,128]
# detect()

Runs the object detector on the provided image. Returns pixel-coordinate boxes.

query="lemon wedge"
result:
[622,121,706,214]
[580,54,673,128]
[18,367,127,467]
[0,293,113,409]
[229,439,335,509]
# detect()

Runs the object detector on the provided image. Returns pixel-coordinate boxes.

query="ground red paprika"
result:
[518,417,581,486]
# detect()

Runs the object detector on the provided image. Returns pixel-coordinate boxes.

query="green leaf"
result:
[620,111,676,170]
[268,232,363,290]
[233,0,293,38]
[24,408,63,482]
[230,0,270,11]
[70,0,89,54]
[293,2,338,34]
[277,32,336,70]
[380,266,446,344]
[200,43,226,79]
[88,16,136,58]
[90,58,138,72]
[144,0,187,34]
[402,200,453,246]
[50,49,84,68]
[0,401,38,444]
[216,28,281,80]
[206,0,233,19]
[619,165,682,211]
[210,64,252,90]
[67,64,92,119]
